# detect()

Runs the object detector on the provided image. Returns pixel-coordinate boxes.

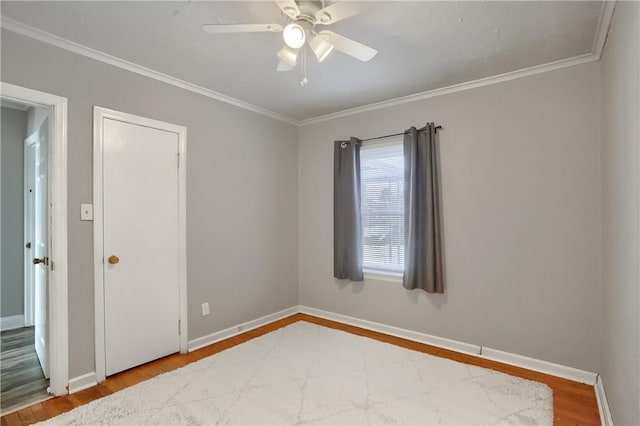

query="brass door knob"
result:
[108,255,120,265]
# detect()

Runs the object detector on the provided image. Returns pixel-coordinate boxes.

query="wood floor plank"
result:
[29,403,49,422]
[41,396,74,417]
[103,369,148,393]
[70,386,108,405]
[0,313,600,425]
[1,412,20,426]
[90,383,114,402]
[16,407,36,425]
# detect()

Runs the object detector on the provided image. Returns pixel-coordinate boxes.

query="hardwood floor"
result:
[0,327,50,415]
[0,314,600,425]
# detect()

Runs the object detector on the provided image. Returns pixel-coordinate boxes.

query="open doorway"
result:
[1,100,51,413]
[0,83,68,415]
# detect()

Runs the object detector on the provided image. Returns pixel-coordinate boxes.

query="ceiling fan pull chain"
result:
[300,45,308,87]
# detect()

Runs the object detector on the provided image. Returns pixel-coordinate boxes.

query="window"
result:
[360,139,404,275]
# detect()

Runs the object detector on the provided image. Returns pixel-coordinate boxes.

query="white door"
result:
[101,117,180,376]
[24,134,36,327]
[25,118,50,378]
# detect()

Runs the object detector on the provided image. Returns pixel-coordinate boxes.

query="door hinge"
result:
[177,152,180,168]
[178,319,181,335]
[50,260,55,271]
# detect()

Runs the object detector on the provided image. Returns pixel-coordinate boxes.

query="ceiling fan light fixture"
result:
[277,45,298,67]
[283,22,306,48]
[309,34,334,62]
[277,61,295,72]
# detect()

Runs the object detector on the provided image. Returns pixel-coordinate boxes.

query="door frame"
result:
[1,81,69,396]
[93,106,188,383]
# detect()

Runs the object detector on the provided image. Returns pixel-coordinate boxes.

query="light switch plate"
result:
[81,204,93,221]
[202,302,210,316]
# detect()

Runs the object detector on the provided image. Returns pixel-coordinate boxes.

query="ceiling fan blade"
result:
[275,0,300,18]
[315,1,362,25]
[277,61,295,72]
[319,31,377,62]
[202,24,283,34]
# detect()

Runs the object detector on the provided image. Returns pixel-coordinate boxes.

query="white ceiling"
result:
[1,1,605,121]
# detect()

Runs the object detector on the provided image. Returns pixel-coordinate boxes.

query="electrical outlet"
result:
[201,302,210,316]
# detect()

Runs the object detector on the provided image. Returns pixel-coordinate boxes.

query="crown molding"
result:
[0,17,299,126]
[2,0,615,128]
[593,1,616,60]
[298,52,598,126]
[299,1,615,126]
[299,0,615,126]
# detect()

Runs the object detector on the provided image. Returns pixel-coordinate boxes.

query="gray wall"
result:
[2,12,634,396]
[1,106,27,318]
[600,2,640,424]
[1,30,299,378]
[298,62,603,372]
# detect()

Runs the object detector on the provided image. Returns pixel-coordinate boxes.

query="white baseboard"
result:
[187,306,299,352]
[298,305,598,385]
[0,314,25,331]
[68,372,98,394]
[63,306,605,422]
[595,374,614,426]
[480,347,597,385]
[185,304,598,388]
[70,307,296,393]
[298,306,481,355]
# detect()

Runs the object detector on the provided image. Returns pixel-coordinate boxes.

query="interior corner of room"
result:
[0,0,638,424]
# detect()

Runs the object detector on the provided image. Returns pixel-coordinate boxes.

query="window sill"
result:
[363,269,403,283]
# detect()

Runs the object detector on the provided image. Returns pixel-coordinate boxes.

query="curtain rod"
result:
[359,125,443,143]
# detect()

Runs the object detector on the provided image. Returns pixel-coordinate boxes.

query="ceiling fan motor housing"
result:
[292,1,323,27]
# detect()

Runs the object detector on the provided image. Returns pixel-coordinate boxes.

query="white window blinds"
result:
[360,140,404,273]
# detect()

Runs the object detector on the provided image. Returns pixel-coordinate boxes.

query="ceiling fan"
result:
[202,0,377,84]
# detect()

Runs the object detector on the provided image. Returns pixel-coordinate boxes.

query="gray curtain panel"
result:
[403,124,444,293]
[334,137,364,281]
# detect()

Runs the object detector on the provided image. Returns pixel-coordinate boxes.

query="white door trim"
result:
[0,81,69,396]
[93,106,188,383]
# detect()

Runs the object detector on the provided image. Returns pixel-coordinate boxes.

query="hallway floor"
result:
[1,327,50,414]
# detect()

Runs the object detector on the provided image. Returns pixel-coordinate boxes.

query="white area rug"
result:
[42,322,553,425]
